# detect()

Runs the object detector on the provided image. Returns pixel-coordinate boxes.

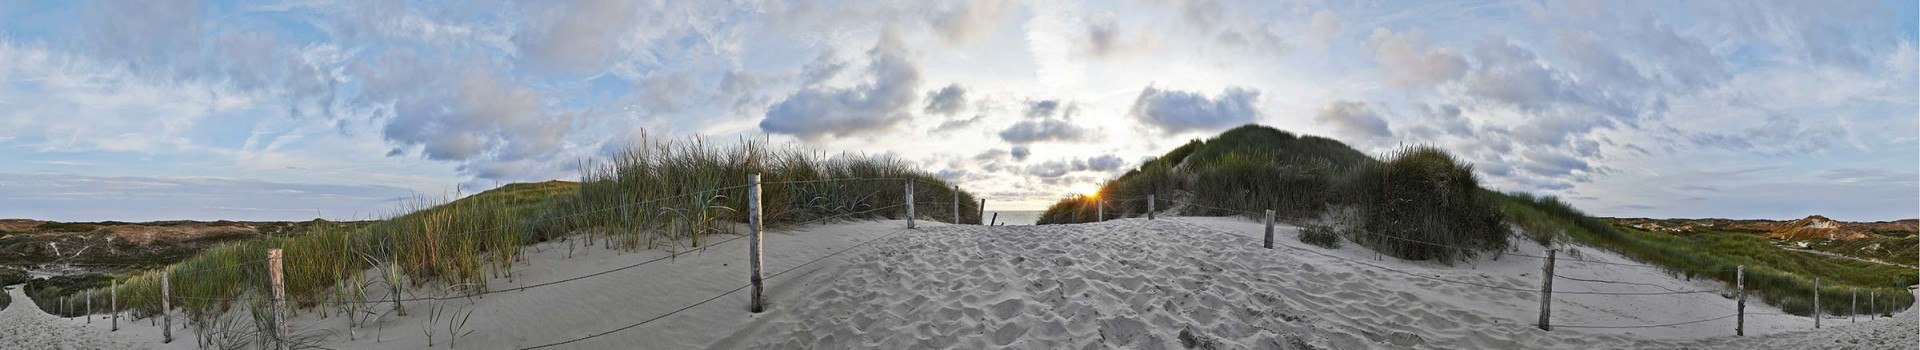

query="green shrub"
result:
[1299,225,1340,248]
[0,267,26,286]
[1336,147,1509,264]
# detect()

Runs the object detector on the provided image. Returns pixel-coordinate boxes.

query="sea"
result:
[985,210,1045,225]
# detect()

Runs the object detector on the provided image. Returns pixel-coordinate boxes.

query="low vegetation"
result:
[38,136,976,348]
[1039,125,1508,264]
[1499,192,1915,317]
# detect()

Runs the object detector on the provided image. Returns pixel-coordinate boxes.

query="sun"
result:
[1071,183,1101,198]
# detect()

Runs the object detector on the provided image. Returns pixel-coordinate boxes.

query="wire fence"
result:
[46,185,1903,347]
[1119,195,1898,332]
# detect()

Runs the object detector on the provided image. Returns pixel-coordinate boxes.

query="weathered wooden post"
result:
[1851,288,1857,323]
[162,273,172,343]
[1096,199,1104,222]
[1870,292,1876,319]
[1147,194,1156,220]
[748,173,765,313]
[989,212,998,226]
[1537,249,1556,331]
[87,290,92,324]
[1736,265,1745,336]
[269,248,288,346]
[952,185,960,224]
[1262,209,1276,249]
[905,179,915,229]
[1813,277,1821,329]
[978,199,986,224]
[111,280,118,331]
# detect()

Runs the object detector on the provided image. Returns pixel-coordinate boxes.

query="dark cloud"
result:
[1025,100,1061,118]
[1010,146,1031,161]
[1128,86,1260,134]
[761,32,922,140]
[1083,155,1126,172]
[924,84,968,115]
[999,119,1093,144]
[1313,100,1392,141]
[1021,155,1128,179]
[1025,161,1071,178]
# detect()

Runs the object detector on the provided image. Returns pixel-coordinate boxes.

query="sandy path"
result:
[0,284,148,350]
[738,218,1913,349]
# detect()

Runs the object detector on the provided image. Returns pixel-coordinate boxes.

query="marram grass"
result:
[55,136,977,348]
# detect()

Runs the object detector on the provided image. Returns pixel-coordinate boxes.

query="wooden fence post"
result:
[989,212,998,226]
[1851,288,1857,323]
[978,199,986,224]
[269,248,287,347]
[162,273,172,344]
[1813,277,1821,329]
[748,173,765,313]
[1147,194,1156,220]
[1537,249,1555,331]
[1262,209,1276,249]
[86,290,92,324]
[1736,265,1745,336]
[111,280,118,331]
[905,179,915,229]
[1870,292,1876,319]
[952,185,960,224]
[1096,199,1104,222]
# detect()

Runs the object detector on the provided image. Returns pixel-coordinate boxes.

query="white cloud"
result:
[1313,100,1392,142]
[760,31,923,140]
[1128,86,1260,134]
[1369,28,1469,88]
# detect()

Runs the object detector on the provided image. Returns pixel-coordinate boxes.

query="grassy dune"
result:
[1041,124,1910,317]
[40,137,976,347]
[1040,125,1509,264]
[1501,193,1915,317]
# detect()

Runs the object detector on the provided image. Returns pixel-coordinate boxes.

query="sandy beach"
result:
[7,217,1909,349]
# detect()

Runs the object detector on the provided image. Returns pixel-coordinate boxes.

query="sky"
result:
[0,0,1915,222]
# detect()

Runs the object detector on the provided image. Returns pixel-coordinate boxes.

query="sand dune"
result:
[13,217,1914,349]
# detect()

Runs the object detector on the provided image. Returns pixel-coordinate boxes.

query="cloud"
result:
[933,114,985,132]
[1369,28,1469,88]
[80,0,206,71]
[356,49,573,166]
[1128,86,1260,134]
[1463,39,1579,111]
[1010,146,1030,161]
[761,31,923,140]
[1025,160,1071,178]
[1307,9,1342,49]
[1021,155,1128,179]
[1082,13,1162,58]
[928,0,1008,45]
[0,173,412,222]
[1313,100,1392,141]
[999,118,1093,144]
[1025,100,1061,118]
[924,84,968,115]
[1083,154,1126,171]
[515,0,639,71]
